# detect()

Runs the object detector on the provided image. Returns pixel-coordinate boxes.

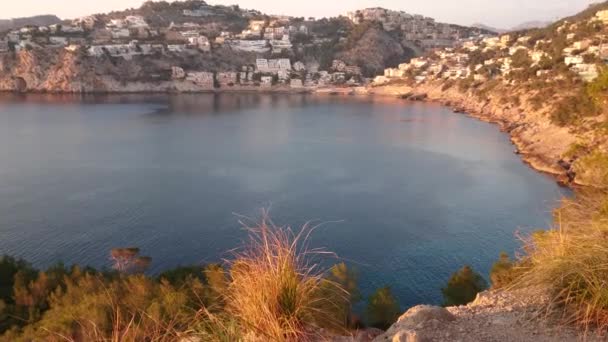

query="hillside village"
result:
[377,9,608,87]
[0,0,490,92]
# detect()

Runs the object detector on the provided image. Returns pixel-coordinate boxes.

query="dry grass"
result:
[516,190,608,334]
[5,212,353,342]
[224,211,349,341]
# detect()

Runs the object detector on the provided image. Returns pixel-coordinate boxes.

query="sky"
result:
[2,0,601,29]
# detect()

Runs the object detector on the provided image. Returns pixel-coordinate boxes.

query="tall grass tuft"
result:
[225,211,349,341]
[516,189,608,333]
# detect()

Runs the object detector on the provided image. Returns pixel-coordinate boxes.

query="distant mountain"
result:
[510,20,550,31]
[473,20,551,34]
[471,23,504,34]
[0,15,62,32]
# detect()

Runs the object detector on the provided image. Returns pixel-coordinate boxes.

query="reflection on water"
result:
[0,93,567,308]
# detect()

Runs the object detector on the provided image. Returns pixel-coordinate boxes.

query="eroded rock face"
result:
[337,27,412,77]
[371,290,605,342]
[373,306,454,342]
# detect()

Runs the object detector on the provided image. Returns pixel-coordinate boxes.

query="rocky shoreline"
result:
[368,289,603,342]
[366,82,578,186]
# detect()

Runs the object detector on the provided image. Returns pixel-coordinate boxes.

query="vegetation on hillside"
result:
[0,210,506,341]
[0,214,408,341]
[441,266,488,307]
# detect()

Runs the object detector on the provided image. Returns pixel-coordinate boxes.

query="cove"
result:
[0,93,567,308]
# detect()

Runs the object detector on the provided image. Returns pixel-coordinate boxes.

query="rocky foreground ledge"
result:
[374,290,595,342]
[332,289,600,342]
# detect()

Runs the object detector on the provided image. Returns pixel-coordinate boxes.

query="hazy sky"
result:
[2,0,600,28]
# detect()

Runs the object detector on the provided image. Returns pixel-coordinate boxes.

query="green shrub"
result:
[490,252,520,289]
[0,256,36,304]
[320,263,362,328]
[551,90,599,126]
[563,142,589,159]
[441,266,488,307]
[441,80,455,91]
[587,66,608,103]
[365,286,401,330]
[158,265,206,286]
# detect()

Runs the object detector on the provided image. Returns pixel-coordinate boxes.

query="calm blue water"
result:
[0,93,566,308]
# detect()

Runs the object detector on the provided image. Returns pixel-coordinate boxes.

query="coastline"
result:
[362,82,576,186]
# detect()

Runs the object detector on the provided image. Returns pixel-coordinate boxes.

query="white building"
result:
[596,10,608,23]
[261,76,273,87]
[111,28,130,39]
[217,72,238,86]
[293,61,306,72]
[270,36,292,53]
[49,36,68,46]
[88,46,105,57]
[87,41,154,60]
[565,55,584,66]
[124,16,148,28]
[508,46,528,56]
[64,44,80,52]
[7,32,20,43]
[73,16,96,29]
[572,40,591,51]
[227,40,270,53]
[186,71,214,87]
[256,58,291,73]
[61,25,84,33]
[167,44,187,52]
[531,51,548,64]
[571,63,598,82]
[188,36,211,52]
[184,8,213,17]
[249,20,266,32]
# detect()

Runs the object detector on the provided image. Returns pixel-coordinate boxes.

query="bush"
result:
[0,215,383,341]
[572,151,608,188]
[516,189,608,330]
[551,90,599,126]
[224,214,351,340]
[587,66,608,103]
[366,286,401,330]
[441,266,488,307]
[441,79,455,91]
[490,252,520,289]
[321,263,362,328]
[158,265,206,286]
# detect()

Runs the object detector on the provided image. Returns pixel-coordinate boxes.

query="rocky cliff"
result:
[0,49,257,93]
[337,27,413,77]
[372,289,603,342]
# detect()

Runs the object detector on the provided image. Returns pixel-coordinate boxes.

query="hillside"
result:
[474,21,551,34]
[371,2,608,340]
[376,0,608,188]
[0,15,61,32]
[0,1,489,92]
